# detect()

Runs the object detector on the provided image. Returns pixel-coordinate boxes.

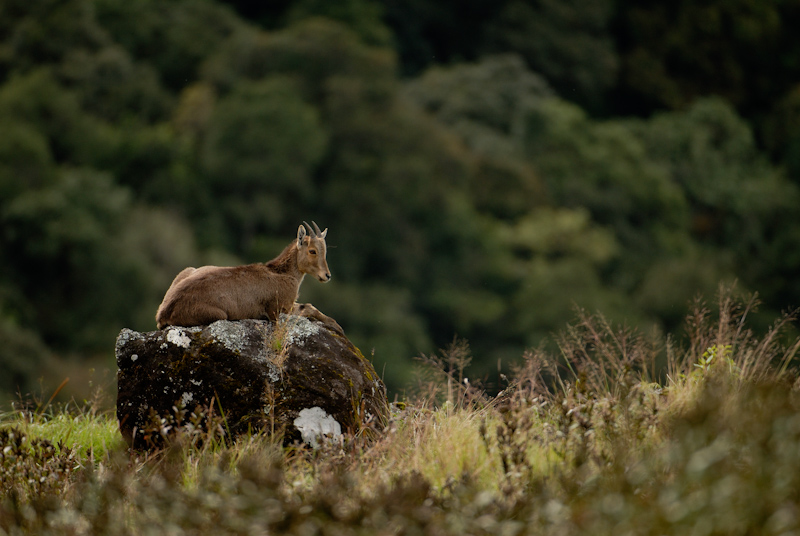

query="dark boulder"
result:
[115,314,388,448]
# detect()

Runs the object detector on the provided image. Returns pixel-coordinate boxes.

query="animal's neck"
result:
[266,241,302,278]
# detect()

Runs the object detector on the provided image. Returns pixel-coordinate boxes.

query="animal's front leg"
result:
[292,303,345,336]
[260,310,280,323]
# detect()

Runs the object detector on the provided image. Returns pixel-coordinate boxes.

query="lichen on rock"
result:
[115,328,145,355]
[279,314,321,348]
[165,327,194,348]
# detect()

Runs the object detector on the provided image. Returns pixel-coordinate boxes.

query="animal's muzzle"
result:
[319,272,332,282]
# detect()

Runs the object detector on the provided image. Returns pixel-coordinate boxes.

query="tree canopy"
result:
[1,0,799,399]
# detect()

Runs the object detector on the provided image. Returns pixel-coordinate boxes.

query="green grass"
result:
[2,287,800,534]
[13,411,125,459]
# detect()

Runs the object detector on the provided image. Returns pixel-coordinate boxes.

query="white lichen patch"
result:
[180,392,194,407]
[209,320,248,354]
[267,363,281,383]
[166,328,193,348]
[293,407,342,448]
[280,315,321,348]
[115,328,145,353]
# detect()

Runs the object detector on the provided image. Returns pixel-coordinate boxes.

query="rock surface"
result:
[115,315,388,448]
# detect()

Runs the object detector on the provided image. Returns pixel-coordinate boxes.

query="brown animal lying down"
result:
[156,222,339,332]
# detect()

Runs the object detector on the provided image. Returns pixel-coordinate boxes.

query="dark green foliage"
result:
[93,0,245,91]
[381,0,800,124]
[520,98,691,284]
[0,317,53,400]
[1,0,800,402]
[615,0,800,116]
[764,85,800,180]
[2,169,130,347]
[286,0,393,47]
[482,0,619,113]
[0,118,55,199]
[380,0,505,76]
[0,0,109,79]
[58,45,171,123]
[202,17,396,101]
[0,69,114,167]
[200,77,328,249]
[631,98,800,309]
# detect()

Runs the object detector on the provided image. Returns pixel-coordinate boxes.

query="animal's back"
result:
[155,264,298,328]
[155,266,228,328]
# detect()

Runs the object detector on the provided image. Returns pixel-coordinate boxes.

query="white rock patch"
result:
[166,328,192,348]
[281,315,321,348]
[293,407,342,448]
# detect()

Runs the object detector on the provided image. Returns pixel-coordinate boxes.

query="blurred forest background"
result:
[2,0,800,401]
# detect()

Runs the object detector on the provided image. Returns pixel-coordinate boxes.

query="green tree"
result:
[202,17,396,103]
[0,119,55,200]
[406,56,690,287]
[763,84,800,183]
[524,99,691,269]
[92,0,245,91]
[398,55,664,369]
[286,0,393,47]
[615,0,798,115]
[403,55,551,219]
[0,0,108,80]
[0,69,117,167]
[497,208,638,349]
[1,168,131,348]
[403,54,553,148]
[631,99,779,223]
[1,166,208,349]
[199,77,329,252]
[0,312,54,402]
[482,0,619,113]
[58,44,171,123]
[631,98,800,310]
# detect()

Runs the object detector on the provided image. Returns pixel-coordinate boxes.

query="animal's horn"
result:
[302,221,316,238]
[311,221,323,236]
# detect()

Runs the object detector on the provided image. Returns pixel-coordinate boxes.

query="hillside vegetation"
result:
[2,291,800,534]
[2,0,800,399]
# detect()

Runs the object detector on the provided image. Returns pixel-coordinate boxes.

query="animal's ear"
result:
[297,224,307,246]
[320,228,327,239]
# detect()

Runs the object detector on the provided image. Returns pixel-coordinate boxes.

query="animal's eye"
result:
[309,249,317,255]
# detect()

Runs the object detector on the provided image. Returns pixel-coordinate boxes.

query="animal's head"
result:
[296,221,331,282]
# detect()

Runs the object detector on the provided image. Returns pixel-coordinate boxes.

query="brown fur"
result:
[155,223,330,329]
